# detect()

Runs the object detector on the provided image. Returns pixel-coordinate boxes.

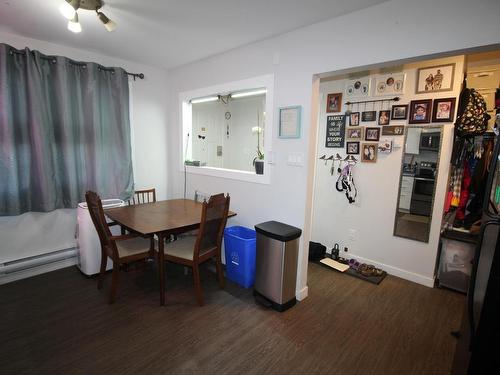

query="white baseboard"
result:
[296,286,308,301]
[347,253,435,287]
[0,258,77,285]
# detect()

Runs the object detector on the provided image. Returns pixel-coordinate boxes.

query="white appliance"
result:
[76,198,125,276]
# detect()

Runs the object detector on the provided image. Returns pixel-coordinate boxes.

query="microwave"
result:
[420,132,440,151]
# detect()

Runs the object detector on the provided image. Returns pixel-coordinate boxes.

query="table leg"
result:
[158,232,165,305]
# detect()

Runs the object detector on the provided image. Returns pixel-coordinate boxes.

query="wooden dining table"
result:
[105,199,235,305]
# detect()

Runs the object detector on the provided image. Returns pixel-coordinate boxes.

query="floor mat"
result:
[314,259,387,285]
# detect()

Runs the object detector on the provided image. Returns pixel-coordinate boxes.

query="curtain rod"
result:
[9,48,144,80]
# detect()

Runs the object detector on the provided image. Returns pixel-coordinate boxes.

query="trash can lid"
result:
[254,221,302,242]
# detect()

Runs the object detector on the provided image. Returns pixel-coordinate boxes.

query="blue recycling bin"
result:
[224,226,256,288]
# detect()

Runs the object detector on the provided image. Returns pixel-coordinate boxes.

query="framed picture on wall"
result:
[409,99,432,124]
[346,141,360,155]
[279,105,301,138]
[326,93,342,113]
[361,143,378,163]
[345,77,370,97]
[346,126,364,140]
[349,112,360,126]
[365,127,380,141]
[432,97,456,123]
[378,110,390,125]
[374,73,406,96]
[378,139,393,154]
[391,104,408,120]
[416,63,455,93]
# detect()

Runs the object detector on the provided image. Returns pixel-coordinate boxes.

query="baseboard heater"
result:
[0,247,78,285]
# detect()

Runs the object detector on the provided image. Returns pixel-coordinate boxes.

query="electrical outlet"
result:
[348,229,356,241]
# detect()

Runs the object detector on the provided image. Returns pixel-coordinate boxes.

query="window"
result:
[180,75,274,184]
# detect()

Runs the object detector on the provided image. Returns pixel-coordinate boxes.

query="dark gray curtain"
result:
[0,43,134,216]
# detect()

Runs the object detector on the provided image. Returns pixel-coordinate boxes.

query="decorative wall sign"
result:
[346,141,360,154]
[362,111,376,122]
[432,97,456,123]
[409,99,432,124]
[381,125,405,136]
[279,105,301,138]
[374,73,405,96]
[416,63,455,93]
[391,104,408,120]
[361,143,378,163]
[347,126,364,140]
[345,77,370,97]
[326,93,342,113]
[325,115,346,148]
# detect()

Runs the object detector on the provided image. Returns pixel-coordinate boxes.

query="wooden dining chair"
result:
[128,188,156,205]
[174,190,209,240]
[122,188,157,235]
[158,193,230,306]
[85,191,155,304]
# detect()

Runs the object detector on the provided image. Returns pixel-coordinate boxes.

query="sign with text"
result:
[325,115,345,148]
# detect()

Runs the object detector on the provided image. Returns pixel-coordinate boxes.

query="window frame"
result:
[179,74,274,184]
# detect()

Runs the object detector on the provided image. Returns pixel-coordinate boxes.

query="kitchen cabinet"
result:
[399,175,414,211]
[406,128,422,155]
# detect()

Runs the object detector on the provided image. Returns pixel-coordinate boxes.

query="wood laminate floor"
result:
[0,262,464,375]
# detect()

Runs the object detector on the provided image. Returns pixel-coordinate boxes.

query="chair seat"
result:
[161,236,197,261]
[116,237,152,258]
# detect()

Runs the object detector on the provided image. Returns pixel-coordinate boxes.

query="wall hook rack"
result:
[345,97,400,106]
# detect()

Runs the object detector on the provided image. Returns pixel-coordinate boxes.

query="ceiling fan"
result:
[60,0,116,33]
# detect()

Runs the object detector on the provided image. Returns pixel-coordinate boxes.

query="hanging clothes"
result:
[450,164,464,207]
[455,161,471,222]
[463,137,495,228]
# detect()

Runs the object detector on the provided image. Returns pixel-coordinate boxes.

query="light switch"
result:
[287,152,304,167]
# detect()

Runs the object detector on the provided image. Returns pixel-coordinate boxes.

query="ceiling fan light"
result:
[97,11,117,32]
[103,19,116,32]
[60,0,79,20]
[67,13,82,33]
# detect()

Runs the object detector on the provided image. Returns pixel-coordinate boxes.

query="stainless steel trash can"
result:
[253,221,302,312]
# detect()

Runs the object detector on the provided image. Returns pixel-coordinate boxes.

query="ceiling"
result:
[0,0,388,69]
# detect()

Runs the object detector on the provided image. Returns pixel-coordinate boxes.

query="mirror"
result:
[394,125,443,242]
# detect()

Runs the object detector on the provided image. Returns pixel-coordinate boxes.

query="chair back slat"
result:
[85,191,117,260]
[194,193,230,258]
[128,188,156,205]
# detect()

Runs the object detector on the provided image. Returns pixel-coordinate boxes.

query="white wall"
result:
[312,55,464,286]
[166,0,500,297]
[0,31,168,263]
